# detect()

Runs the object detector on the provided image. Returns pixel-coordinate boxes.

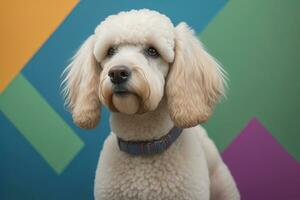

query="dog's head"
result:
[62,9,226,129]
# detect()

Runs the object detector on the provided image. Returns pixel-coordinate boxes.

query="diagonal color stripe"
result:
[0,0,78,92]
[0,74,84,174]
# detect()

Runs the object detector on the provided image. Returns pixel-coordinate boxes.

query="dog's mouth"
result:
[111,86,141,114]
[113,85,131,96]
[102,80,149,114]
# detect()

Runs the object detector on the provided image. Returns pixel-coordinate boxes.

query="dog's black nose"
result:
[108,66,131,84]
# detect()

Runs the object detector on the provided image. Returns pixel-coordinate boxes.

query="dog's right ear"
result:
[166,23,226,128]
[62,35,102,129]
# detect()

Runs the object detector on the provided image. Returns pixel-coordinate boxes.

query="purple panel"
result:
[222,118,300,200]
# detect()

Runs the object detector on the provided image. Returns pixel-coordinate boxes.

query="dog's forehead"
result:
[96,9,174,31]
[93,9,175,63]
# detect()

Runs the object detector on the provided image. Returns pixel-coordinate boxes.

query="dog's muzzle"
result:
[109,65,132,95]
[108,65,131,85]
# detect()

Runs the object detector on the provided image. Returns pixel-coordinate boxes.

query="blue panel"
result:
[0,111,109,199]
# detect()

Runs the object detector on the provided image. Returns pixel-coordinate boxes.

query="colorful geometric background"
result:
[1,0,300,199]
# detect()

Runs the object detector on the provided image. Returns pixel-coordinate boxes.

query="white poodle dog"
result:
[63,9,240,200]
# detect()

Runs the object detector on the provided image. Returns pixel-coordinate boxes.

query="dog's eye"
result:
[145,47,159,58]
[107,47,116,57]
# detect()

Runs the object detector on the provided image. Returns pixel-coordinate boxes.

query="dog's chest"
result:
[94,134,210,200]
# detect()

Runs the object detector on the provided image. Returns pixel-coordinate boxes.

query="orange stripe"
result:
[0,0,79,92]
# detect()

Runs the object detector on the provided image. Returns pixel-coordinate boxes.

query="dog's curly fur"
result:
[62,9,240,200]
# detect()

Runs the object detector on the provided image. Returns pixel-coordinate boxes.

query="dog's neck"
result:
[110,98,174,141]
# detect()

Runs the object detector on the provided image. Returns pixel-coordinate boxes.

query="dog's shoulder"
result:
[190,125,223,176]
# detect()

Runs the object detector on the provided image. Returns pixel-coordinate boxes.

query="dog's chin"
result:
[112,92,140,114]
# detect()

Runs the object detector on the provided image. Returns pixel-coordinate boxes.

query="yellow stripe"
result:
[0,0,79,92]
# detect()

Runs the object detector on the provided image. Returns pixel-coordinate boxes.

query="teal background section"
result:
[202,0,300,160]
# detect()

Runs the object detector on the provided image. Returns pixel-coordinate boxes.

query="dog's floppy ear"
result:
[166,23,226,128]
[62,35,102,129]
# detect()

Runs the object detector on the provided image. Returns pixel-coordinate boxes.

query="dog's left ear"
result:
[166,22,226,128]
[62,35,102,129]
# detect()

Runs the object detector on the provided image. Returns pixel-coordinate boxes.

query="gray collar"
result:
[117,127,183,156]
